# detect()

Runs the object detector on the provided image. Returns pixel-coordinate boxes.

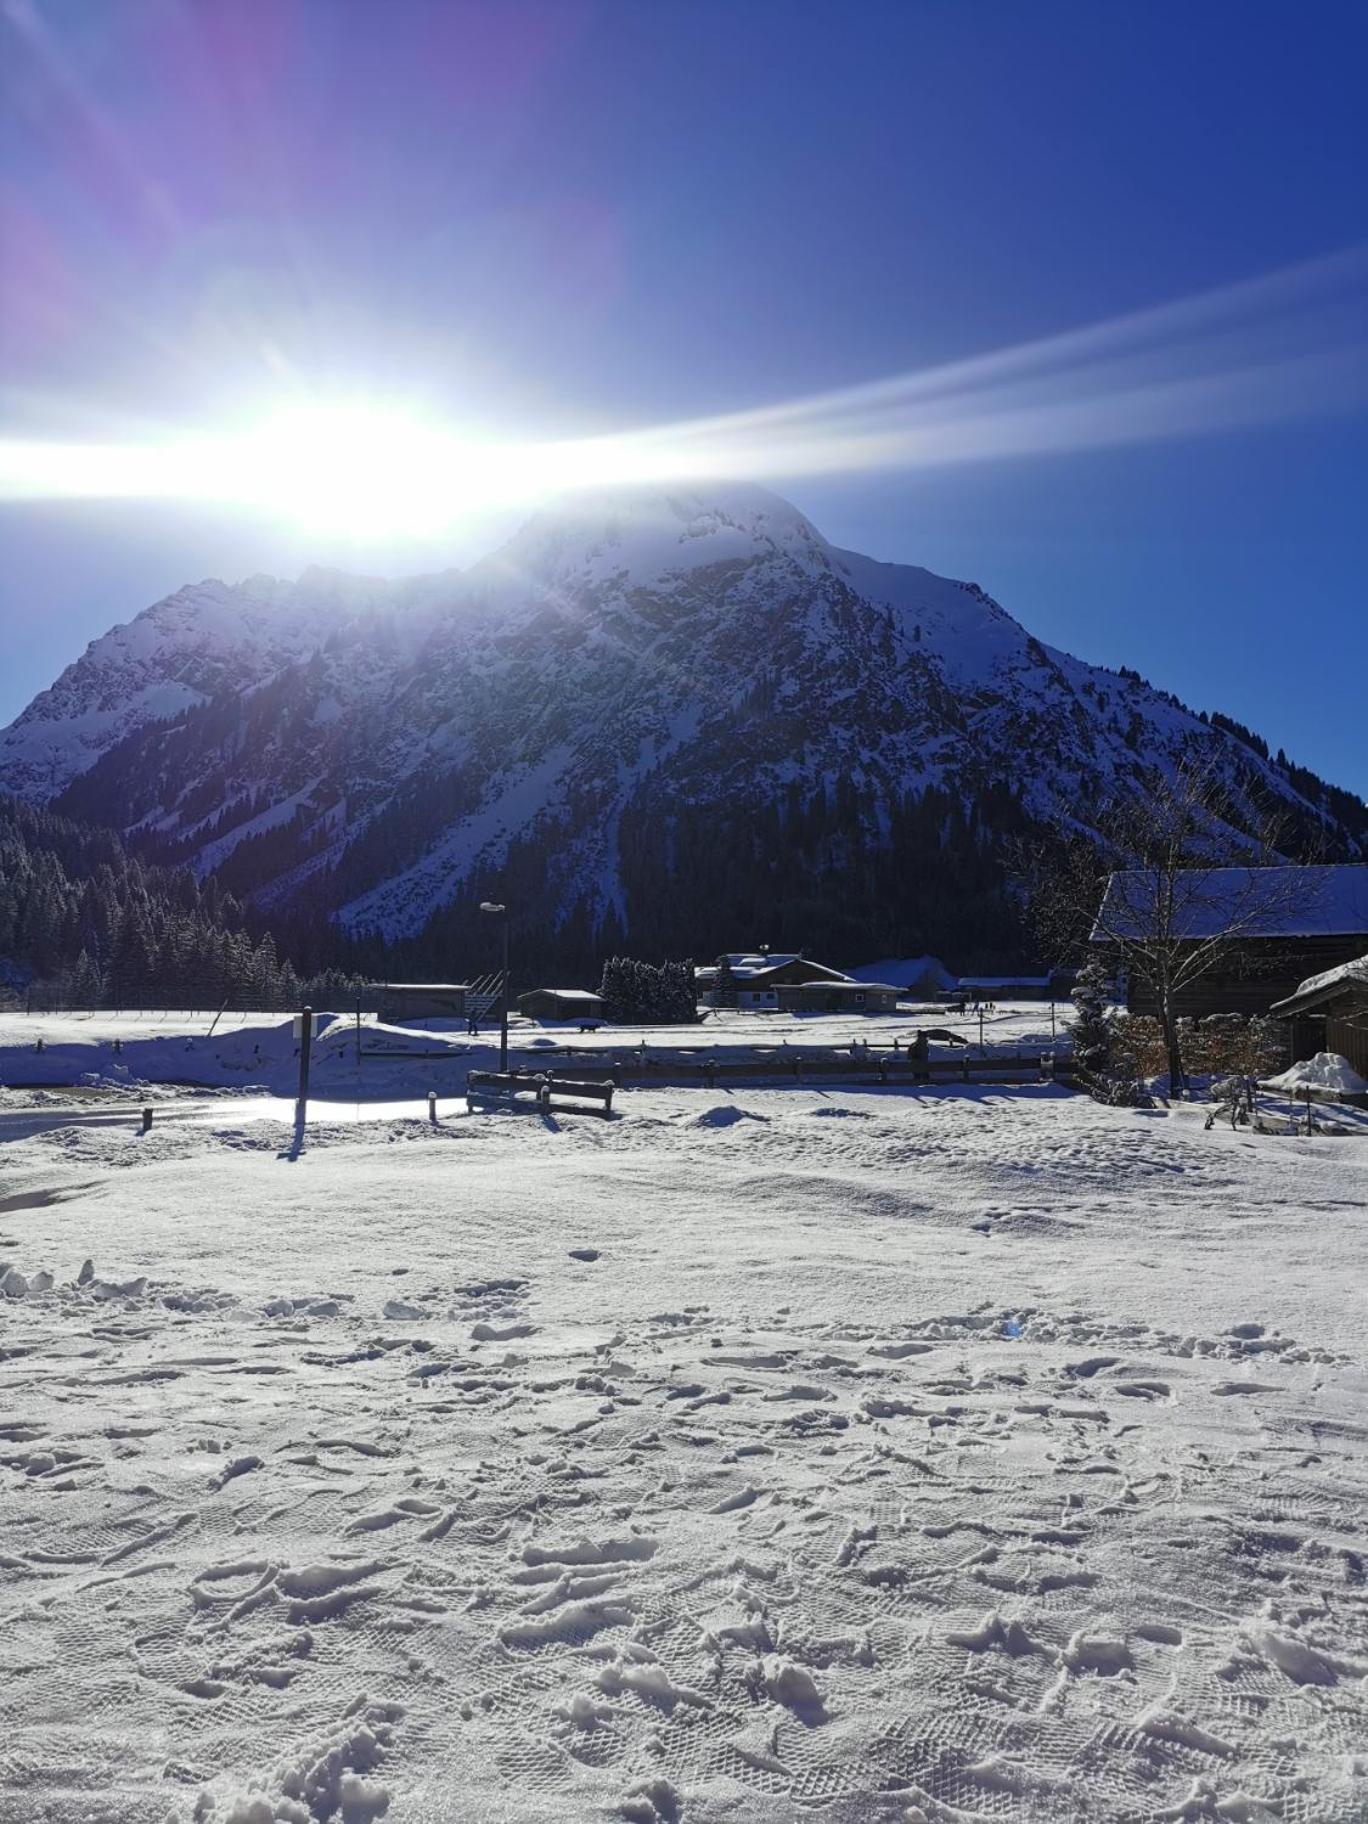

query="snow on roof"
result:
[1269,951,1368,1015]
[1093,865,1368,942]
[527,988,603,1001]
[848,955,953,987]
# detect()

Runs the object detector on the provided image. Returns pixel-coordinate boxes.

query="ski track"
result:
[0,1083,1365,1823]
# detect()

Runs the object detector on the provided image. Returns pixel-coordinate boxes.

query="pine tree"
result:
[713,954,737,1008]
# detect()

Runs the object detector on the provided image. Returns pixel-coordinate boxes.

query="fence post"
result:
[428,1091,438,1126]
[142,1107,153,1133]
[295,1006,313,1133]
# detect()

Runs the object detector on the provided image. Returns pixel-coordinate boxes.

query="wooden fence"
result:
[489,1048,1075,1090]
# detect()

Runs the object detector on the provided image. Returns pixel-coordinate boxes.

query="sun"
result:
[220,403,484,540]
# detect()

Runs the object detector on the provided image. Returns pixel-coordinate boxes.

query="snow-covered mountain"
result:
[2,484,1362,967]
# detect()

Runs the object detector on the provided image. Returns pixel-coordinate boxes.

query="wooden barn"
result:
[1270,955,1368,1078]
[1093,863,1368,1019]
[517,988,605,1022]
[378,982,470,1022]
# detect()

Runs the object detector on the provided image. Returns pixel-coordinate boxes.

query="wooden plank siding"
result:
[1286,1002,1368,1077]
[1121,934,1368,1019]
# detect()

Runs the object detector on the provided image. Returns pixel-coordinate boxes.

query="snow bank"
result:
[1265,1051,1368,1096]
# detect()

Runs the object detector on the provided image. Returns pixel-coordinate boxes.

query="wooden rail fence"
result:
[477,1049,1075,1090]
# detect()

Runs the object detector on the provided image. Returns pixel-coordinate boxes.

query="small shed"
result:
[517,988,605,1022]
[378,982,469,1022]
[1269,953,1368,1078]
[775,980,902,1014]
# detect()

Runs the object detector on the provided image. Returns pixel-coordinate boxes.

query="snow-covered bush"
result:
[1068,960,1114,1079]
[1067,961,1151,1103]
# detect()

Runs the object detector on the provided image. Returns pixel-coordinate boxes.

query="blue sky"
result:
[2,0,1366,787]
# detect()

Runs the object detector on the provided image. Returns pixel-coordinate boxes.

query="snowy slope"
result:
[0,485,1361,950]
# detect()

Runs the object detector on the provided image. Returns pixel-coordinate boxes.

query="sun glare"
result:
[1,248,1365,538]
[222,404,486,539]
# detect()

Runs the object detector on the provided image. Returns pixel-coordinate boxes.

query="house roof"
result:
[1269,952,1368,1017]
[721,952,804,979]
[1092,864,1368,943]
[701,952,854,983]
[524,988,603,1002]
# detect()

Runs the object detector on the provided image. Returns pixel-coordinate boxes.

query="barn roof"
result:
[1092,864,1368,943]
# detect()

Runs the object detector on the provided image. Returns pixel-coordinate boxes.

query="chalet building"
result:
[775,979,902,1014]
[1093,863,1368,1019]
[378,982,469,1022]
[696,951,852,1010]
[517,988,605,1022]
[1270,955,1368,1078]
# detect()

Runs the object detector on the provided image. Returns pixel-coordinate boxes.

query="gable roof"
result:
[1092,864,1368,943]
[699,953,854,983]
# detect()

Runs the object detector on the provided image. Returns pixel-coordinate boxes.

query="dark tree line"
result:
[0,794,360,1010]
[329,777,1043,990]
[598,957,697,1024]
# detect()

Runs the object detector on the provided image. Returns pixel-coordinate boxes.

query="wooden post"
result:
[355,995,362,1068]
[296,1006,313,1133]
[428,1091,438,1125]
[142,1107,153,1133]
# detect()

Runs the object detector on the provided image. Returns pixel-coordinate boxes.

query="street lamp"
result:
[480,901,509,1072]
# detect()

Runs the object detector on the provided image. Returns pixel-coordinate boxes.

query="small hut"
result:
[517,988,605,1023]
[378,982,469,1022]
[1269,954,1368,1078]
[775,980,902,1014]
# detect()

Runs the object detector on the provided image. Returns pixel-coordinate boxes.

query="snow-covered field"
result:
[2,1060,1366,1822]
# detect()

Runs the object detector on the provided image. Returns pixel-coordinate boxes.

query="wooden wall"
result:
[1123,934,1368,1019]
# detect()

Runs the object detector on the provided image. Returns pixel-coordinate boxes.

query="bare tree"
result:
[1020,759,1313,1094]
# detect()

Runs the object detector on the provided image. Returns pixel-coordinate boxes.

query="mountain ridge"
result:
[3,484,1363,973]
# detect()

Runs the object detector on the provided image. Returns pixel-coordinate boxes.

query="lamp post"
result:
[480,901,509,1072]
